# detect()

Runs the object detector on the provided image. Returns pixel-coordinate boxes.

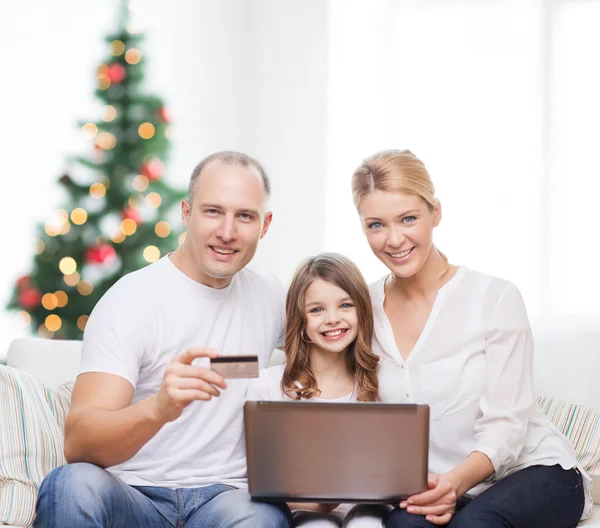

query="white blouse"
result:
[371,266,592,518]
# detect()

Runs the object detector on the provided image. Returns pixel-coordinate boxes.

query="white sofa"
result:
[2,322,599,527]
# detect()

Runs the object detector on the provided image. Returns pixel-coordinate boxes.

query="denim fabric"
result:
[385,464,585,528]
[34,462,293,528]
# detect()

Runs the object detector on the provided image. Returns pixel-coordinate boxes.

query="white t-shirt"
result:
[247,364,355,403]
[80,255,286,489]
[370,266,593,518]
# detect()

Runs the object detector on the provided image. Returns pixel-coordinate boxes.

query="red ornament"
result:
[18,288,42,310]
[156,107,170,123]
[139,159,163,181]
[16,275,31,290]
[84,244,116,264]
[107,63,126,84]
[121,207,142,224]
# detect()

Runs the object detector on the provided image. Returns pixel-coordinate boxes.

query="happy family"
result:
[33,149,592,528]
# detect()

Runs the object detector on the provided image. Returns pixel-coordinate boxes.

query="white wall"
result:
[0,0,329,356]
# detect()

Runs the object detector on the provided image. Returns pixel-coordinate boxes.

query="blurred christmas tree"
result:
[6,3,185,340]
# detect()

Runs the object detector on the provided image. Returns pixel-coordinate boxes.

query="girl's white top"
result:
[370,266,592,519]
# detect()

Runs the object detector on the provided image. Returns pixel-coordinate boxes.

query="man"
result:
[34,151,292,528]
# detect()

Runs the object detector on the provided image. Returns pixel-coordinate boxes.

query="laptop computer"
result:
[244,401,429,503]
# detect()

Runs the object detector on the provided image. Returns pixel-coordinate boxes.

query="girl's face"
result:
[303,278,359,355]
[358,190,440,279]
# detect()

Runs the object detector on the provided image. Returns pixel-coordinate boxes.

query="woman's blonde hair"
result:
[351,149,438,211]
[282,252,379,402]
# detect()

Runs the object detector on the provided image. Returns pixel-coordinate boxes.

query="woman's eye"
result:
[403,216,416,224]
[368,222,383,229]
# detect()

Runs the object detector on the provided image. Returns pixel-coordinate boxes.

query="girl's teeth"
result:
[323,329,345,337]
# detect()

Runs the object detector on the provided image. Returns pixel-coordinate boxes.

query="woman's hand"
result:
[399,473,457,525]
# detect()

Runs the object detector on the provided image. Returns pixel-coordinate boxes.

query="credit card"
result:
[210,355,259,379]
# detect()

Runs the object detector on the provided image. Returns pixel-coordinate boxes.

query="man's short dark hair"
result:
[188,151,271,205]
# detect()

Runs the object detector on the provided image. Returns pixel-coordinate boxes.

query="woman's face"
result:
[358,190,440,279]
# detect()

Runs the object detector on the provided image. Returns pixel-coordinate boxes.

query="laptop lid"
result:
[244,401,429,503]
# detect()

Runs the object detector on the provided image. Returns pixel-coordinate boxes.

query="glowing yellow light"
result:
[96,132,117,150]
[82,123,98,139]
[111,232,126,244]
[125,48,142,65]
[59,257,77,275]
[90,182,106,198]
[97,64,108,75]
[63,272,80,287]
[165,126,172,140]
[45,314,62,332]
[138,122,155,139]
[77,315,89,331]
[178,232,186,245]
[143,245,160,263]
[35,239,45,254]
[110,40,126,56]
[71,208,88,225]
[128,196,138,208]
[45,224,61,237]
[38,324,54,339]
[55,290,68,308]
[155,221,171,238]
[103,105,117,122]
[145,192,162,208]
[60,221,71,235]
[127,22,141,35]
[77,280,94,296]
[98,76,111,90]
[41,293,59,310]
[121,218,137,236]
[18,311,31,327]
[132,174,149,192]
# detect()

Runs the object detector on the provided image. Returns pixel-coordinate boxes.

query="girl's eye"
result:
[367,222,383,229]
[341,302,354,309]
[309,307,323,313]
[403,216,416,224]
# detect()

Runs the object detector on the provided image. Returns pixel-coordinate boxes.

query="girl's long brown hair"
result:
[282,252,379,401]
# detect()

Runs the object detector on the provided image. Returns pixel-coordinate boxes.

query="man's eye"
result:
[368,222,383,229]
[239,213,253,221]
[206,209,219,215]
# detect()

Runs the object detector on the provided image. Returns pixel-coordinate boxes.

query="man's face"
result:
[181,161,272,288]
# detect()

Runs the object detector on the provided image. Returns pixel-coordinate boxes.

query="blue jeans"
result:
[385,464,585,528]
[34,462,293,528]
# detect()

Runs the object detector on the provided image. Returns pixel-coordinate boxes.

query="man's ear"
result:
[432,202,442,228]
[260,211,273,239]
[181,199,191,227]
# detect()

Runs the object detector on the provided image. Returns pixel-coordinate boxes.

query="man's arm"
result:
[64,348,227,468]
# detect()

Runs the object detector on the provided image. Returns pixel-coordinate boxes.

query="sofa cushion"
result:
[0,366,73,527]
[538,396,600,505]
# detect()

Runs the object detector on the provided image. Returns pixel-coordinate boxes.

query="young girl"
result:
[351,149,592,527]
[247,252,390,528]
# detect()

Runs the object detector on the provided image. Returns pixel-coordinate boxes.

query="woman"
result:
[247,252,390,527]
[351,149,592,527]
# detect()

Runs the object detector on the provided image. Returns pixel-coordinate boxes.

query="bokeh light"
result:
[77,315,89,331]
[138,122,155,139]
[145,192,162,208]
[143,245,160,263]
[125,48,142,64]
[41,293,58,310]
[71,208,88,225]
[132,174,149,192]
[59,257,77,275]
[110,40,126,56]
[96,132,117,150]
[77,280,94,296]
[155,221,171,238]
[55,290,69,308]
[103,105,118,122]
[63,271,80,287]
[90,182,107,198]
[45,314,62,332]
[82,123,98,139]
[121,218,137,236]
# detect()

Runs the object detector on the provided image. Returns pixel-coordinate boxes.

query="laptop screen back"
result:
[244,401,429,503]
